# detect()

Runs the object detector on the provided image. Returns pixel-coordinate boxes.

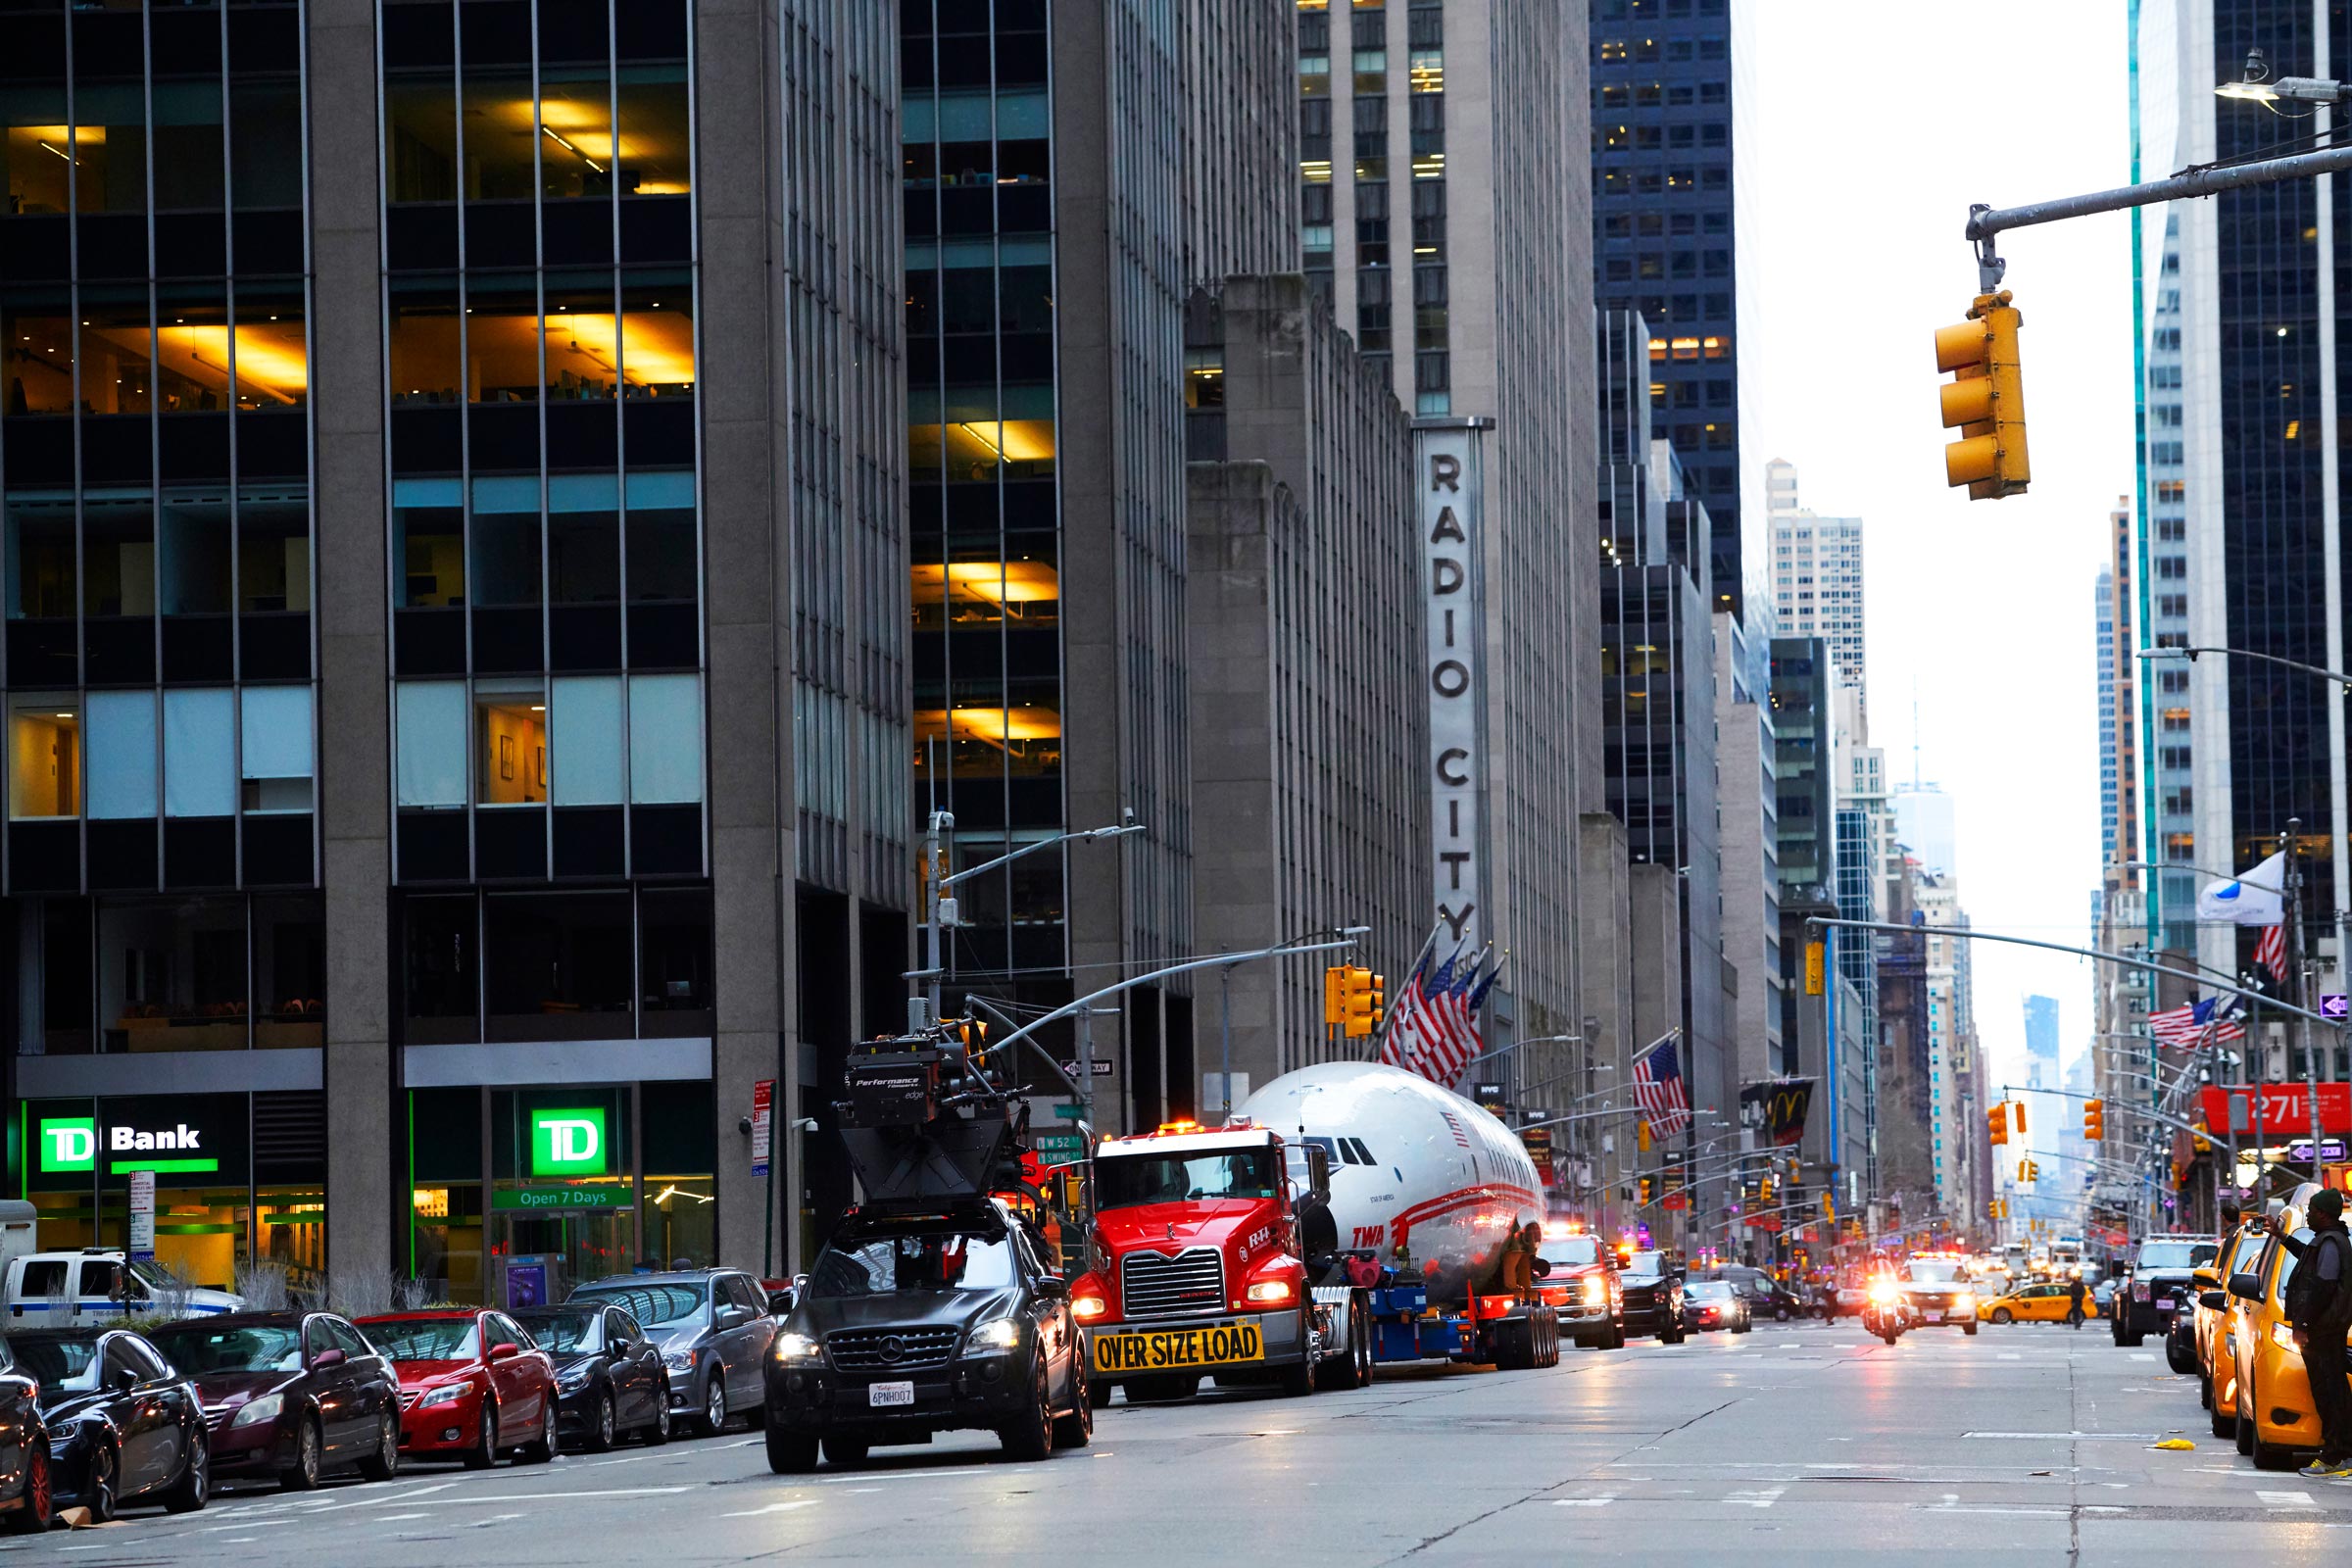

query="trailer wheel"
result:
[1318,1293,1374,1391]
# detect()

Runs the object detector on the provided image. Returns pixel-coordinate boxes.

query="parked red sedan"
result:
[358,1309,557,1468]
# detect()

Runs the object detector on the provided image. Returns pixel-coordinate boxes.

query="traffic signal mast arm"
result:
[1997,1082,2211,1143]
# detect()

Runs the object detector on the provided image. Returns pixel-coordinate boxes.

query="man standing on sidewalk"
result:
[2269,1190,2352,1479]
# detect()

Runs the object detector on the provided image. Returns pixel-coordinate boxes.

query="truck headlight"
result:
[1246,1279,1296,1304]
[771,1332,821,1363]
[229,1393,283,1429]
[1953,1293,1976,1313]
[1071,1293,1109,1323]
[1581,1276,1608,1305]
[965,1318,1023,1353]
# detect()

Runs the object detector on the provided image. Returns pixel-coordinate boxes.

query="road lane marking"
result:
[2257,1491,2317,1508]
[436,1488,693,1503]
[1997,1353,2020,1361]
[1726,1487,1785,1508]
[374,1514,432,1522]
[722,1500,820,1519]
[1553,1497,1615,1507]
[2131,1353,2155,1362]
[467,1513,528,1528]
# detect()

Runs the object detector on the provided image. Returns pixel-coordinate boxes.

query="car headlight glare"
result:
[771,1332,821,1362]
[1245,1279,1296,1304]
[1581,1276,1609,1304]
[966,1318,1023,1352]
[1071,1294,1109,1322]
[417,1384,467,1409]
[1953,1293,1976,1311]
[229,1393,283,1429]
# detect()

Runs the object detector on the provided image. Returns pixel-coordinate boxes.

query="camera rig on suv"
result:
[834,1019,1033,1212]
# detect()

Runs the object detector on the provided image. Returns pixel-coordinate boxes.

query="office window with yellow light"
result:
[911,554,1059,633]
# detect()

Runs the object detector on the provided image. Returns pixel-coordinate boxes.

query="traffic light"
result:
[2082,1099,2104,1142]
[1761,1174,1775,1201]
[1638,1118,1653,1153]
[1988,1104,2008,1146]
[1340,967,1377,1038]
[1323,966,1346,1026]
[1935,289,2031,500]
[2010,1100,2025,1136]
[2192,1119,2213,1153]
[1640,1177,1653,1205]
[1804,941,1826,997]
[1368,973,1386,1034]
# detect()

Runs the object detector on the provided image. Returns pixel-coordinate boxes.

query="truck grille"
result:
[826,1326,959,1371]
[1120,1248,1226,1319]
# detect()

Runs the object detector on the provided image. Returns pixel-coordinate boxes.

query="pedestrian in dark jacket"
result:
[2065,1273,2086,1330]
[2271,1189,2352,1477]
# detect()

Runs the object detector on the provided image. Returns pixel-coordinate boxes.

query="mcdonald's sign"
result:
[1740,1078,1815,1149]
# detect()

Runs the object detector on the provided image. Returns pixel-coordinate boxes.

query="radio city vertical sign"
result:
[1418,421,1487,949]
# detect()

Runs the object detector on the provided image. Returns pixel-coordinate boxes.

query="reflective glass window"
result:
[158,492,232,614]
[77,288,154,415]
[395,681,466,808]
[613,63,688,195]
[394,478,465,609]
[155,288,232,415]
[626,673,701,804]
[389,277,463,405]
[469,474,541,607]
[549,472,618,604]
[84,690,156,819]
[82,492,155,618]
[240,686,313,812]
[1,84,72,215]
[465,275,541,403]
[618,275,691,397]
[8,696,78,818]
[2,292,74,415]
[623,470,694,603]
[475,678,547,806]
[539,67,612,201]
[72,81,147,216]
[550,675,621,806]
[228,77,302,210]
[386,74,459,205]
[238,495,311,612]
[230,284,308,410]
[544,271,617,400]
[152,78,224,211]
[163,687,235,817]
[461,70,536,201]
[7,496,76,618]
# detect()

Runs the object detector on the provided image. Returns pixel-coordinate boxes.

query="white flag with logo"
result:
[2196,850,2285,927]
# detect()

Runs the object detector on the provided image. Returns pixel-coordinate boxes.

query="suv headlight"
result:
[965,1318,1023,1353]
[771,1332,821,1363]
[417,1384,467,1409]
[1581,1276,1608,1305]
[662,1345,699,1372]
[229,1393,283,1429]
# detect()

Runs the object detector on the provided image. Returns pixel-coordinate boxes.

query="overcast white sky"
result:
[1742,4,2135,1108]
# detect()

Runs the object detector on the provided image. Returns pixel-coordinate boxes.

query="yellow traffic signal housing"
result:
[2192,1119,2212,1153]
[1987,1104,2008,1146]
[1341,966,1377,1038]
[2083,1100,2104,1142]
[1639,1176,1653,1205]
[1803,941,1826,997]
[1638,1118,1653,1153]
[1323,966,1346,1026]
[1935,290,2031,500]
[1761,1175,1775,1201]
[2010,1099,2025,1136]
[1369,973,1387,1034]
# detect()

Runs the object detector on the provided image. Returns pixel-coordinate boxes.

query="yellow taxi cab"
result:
[2194,1220,2263,1432]
[1976,1280,2102,1324]
[2218,1181,2341,1469]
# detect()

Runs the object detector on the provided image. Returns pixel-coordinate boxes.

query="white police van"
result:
[2,1249,243,1324]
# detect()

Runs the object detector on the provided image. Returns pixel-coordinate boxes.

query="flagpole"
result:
[2286,820,2322,1176]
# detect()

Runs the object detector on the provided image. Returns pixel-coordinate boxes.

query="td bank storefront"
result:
[18,1093,327,1292]
[404,1083,716,1305]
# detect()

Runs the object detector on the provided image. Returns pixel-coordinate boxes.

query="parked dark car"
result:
[1618,1250,1688,1344]
[147,1312,401,1491]
[513,1303,671,1451]
[763,1199,1090,1471]
[567,1269,777,1436]
[9,1328,208,1521]
[357,1310,557,1468]
[0,1340,53,1534]
[1710,1266,1803,1322]
[2112,1236,2219,1348]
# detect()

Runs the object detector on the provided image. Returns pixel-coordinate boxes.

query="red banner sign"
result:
[1742,1213,1782,1232]
[2199,1083,2352,1138]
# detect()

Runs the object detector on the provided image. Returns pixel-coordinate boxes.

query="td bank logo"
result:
[38,1117,96,1174]
[531,1108,607,1176]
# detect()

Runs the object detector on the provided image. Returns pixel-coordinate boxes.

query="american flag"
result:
[1631,1032,1690,1140]
[2254,923,2287,983]
[1383,947,1461,1082]
[2148,996,2247,1048]
[1376,948,1434,1070]
[1415,953,1482,1087]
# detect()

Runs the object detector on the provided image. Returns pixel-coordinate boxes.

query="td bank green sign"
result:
[37,1117,96,1174]
[530,1107,608,1177]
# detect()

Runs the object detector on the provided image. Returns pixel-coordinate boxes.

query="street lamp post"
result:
[919,810,1145,1019]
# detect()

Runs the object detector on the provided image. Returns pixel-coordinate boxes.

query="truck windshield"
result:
[808,1230,1016,1298]
[1538,1236,1601,1269]
[1097,1149,1278,1209]
[2135,1242,2217,1271]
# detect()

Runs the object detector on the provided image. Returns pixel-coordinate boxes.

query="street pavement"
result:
[10,1319,2347,1565]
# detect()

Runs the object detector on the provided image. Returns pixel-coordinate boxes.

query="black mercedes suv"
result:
[762,1199,1090,1470]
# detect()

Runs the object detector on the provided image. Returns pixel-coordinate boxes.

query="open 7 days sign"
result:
[38,1115,220,1176]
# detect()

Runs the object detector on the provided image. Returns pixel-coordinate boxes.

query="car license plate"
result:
[2155,1299,2174,1312]
[867,1381,914,1407]
[1092,1318,1266,1374]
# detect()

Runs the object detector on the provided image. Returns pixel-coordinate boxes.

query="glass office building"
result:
[2,0,908,1297]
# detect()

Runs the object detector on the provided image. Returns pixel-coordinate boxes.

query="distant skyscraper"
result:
[1894,785,1957,883]
[2024,995,2060,1090]
[1589,1,1752,620]
[1765,459,1865,706]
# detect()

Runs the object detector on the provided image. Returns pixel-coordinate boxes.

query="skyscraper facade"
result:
[1589,0,1750,619]
[1764,458,1864,705]
[0,0,911,1290]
